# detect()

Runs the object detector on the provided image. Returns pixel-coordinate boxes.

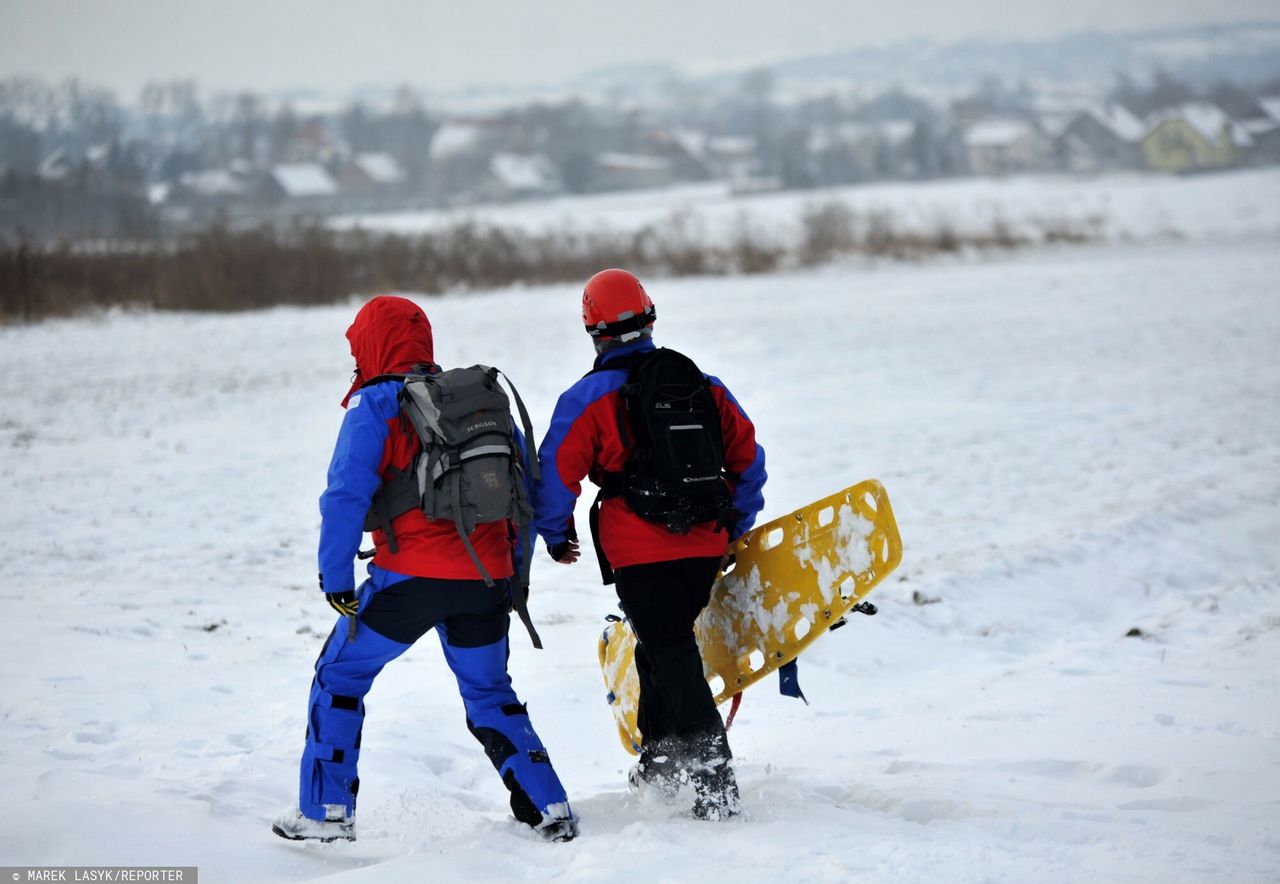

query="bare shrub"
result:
[632,210,719,277]
[0,236,40,321]
[149,224,347,311]
[932,219,961,253]
[983,215,1027,250]
[798,200,858,265]
[863,208,900,257]
[729,212,784,274]
[2,198,1107,323]
[1035,214,1102,245]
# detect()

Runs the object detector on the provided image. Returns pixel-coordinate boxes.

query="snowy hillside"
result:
[2,186,1279,879]
[335,168,1280,248]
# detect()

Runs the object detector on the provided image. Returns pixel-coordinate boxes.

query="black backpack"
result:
[364,365,543,647]
[590,348,740,583]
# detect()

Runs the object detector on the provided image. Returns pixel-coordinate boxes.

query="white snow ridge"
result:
[2,170,1279,882]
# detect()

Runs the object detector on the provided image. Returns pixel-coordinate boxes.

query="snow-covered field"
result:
[2,173,1279,882]
[335,168,1280,246]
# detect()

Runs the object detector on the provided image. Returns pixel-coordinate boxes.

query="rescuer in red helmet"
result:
[535,268,767,820]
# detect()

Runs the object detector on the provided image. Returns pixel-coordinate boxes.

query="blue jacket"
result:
[318,379,524,592]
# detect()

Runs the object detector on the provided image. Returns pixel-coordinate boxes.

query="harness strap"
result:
[357,364,438,391]
[450,477,494,587]
[363,464,419,552]
[588,491,615,586]
[509,576,543,650]
[597,470,626,500]
[492,365,544,648]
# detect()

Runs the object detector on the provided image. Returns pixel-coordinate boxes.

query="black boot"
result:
[690,759,740,820]
[628,742,682,800]
[687,728,740,821]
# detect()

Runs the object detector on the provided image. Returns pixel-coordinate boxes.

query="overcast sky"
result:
[2,0,1278,98]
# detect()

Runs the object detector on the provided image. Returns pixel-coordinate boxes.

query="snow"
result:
[963,120,1035,148]
[333,167,1280,249]
[1243,118,1280,137]
[1259,97,1280,125]
[880,120,917,147]
[3,174,1280,881]
[808,122,911,152]
[429,122,484,160]
[352,153,405,185]
[271,163,338,198]
[597,152,672,172]
[1083,103,1145,143]
[178,169,247,197]
[706,135,757,157]
[668,127,709,160]
[489,153,556,193]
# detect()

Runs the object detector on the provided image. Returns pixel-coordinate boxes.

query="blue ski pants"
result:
[297,567,570,826]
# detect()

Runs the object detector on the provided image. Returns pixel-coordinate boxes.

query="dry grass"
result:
[1,201,1102,323]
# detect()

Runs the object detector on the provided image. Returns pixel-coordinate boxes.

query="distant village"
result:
[3,69,1280,242]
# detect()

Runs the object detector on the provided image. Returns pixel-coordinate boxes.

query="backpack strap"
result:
[489,366,543,648]
[588,491,616,586]
[362,370,438,553]
[494,368,540,483]
[364,465,419,553]
[357,364,437,389]
[510,574,543,649]
[586,353,640,588]
[449,474,495,586]
[443,465,544,650]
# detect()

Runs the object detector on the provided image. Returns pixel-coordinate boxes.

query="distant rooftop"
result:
[353,152,405,184]
[965,119,1036,148]
[489,152,555,192]
[1085,104,1145,143]
[270,163,338,197]
[1146,103,1252,147]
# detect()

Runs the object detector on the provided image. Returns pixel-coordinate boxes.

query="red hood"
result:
[341,296,435,406]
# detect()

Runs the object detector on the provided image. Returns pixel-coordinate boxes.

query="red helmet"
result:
[582,268,656,342]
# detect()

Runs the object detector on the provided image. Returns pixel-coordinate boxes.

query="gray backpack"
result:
[364,365,543,647]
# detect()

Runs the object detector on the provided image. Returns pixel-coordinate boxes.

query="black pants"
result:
[615,556,729,764]
[359,575,510,647]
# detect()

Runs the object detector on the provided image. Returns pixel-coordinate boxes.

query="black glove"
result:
[548,525,579,563]
[326,590,358,617]
[548,539,577,562]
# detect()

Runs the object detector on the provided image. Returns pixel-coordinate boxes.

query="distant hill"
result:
[539,21,1280,107]
[287,21,1280,113]
[767,22,1280,90]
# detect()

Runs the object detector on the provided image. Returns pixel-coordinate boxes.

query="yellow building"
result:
[1141,102,1251,173]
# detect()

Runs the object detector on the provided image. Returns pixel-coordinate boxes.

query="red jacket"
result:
[534,339,766,570]
[318,296,514,591]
